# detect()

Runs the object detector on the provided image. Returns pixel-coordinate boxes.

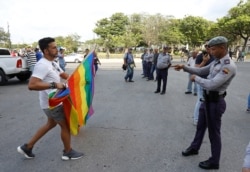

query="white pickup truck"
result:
[0,48,31,85]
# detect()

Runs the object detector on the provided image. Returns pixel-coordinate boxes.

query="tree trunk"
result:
[106,49,110,59]
[242,37,249,52]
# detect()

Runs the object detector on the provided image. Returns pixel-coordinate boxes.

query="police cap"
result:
[207,36,228,47]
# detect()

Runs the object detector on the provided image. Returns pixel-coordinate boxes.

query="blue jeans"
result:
[29,65,35,72]
[124,64,134,81]
[193,84,203,122]
[187,74,197,93]
[59,63,66,71]
[248,93,250,109]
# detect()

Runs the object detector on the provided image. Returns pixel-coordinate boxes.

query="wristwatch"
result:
[49,82,56,89]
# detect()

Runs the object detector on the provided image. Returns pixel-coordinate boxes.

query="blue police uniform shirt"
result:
[124,53,134,64]
[183,54,237,94]
[157,53,171,69]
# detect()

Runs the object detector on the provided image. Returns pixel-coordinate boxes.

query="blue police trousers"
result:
[190,98,226,164]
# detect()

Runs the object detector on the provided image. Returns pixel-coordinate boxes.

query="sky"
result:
[0,0,241,44]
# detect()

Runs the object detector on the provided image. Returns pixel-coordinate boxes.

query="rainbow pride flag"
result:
[49,52,95,135]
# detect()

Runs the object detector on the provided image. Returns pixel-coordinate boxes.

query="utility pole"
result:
[7,22,11,49]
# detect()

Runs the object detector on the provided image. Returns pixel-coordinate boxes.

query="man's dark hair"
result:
[38,37,55,53]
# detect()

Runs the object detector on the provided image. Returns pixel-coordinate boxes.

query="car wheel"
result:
[0,70,8,85]
[16,72,31,81]
[74,59,80,63]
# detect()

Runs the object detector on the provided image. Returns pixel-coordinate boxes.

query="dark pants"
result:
[190,98,226,164]
[147,62,152,79]
[156,68,168,93]
[94,64,98,72]
[155,68,158,80]
[142,61,147,77]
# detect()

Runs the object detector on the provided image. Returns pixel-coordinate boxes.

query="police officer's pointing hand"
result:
[173,64,184,71]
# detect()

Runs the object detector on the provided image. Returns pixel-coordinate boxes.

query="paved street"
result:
[0,59,249,172]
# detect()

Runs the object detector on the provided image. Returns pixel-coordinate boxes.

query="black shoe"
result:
[128,80,134,82]
[160,92,165,95]
[185,91,192,94]
[199,160,219,170]
[154,90,160,93]
[193,93,197,96]
[17,144,35,159]
[182,147,198,156]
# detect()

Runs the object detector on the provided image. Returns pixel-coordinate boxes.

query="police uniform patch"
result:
[224,59,230,64]
[222,68,230,74]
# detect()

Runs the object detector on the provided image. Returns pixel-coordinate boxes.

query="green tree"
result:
[179,16,211,47]
[158,18,184,47]
[128,13,145,47]
[215,0,250,51]
[0,27,10,48]
[141,13,166,47]
[93,13,129,56]
[55,34,81,53]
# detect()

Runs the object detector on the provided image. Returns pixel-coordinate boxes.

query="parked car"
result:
[0,48,31,85]
[64,53,84,63]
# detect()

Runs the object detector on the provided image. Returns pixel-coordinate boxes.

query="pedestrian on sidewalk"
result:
[123,48,135,82]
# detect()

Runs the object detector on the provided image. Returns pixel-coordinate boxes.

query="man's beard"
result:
[48,52,58,59]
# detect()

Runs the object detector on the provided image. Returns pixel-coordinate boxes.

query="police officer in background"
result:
[154,46,172,95]
[174,36,237,170]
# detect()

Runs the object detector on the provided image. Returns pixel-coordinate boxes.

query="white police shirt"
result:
[183,54,236,94]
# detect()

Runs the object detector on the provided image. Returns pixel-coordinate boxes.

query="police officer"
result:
[154,46,172,95]
[174,36,237,170]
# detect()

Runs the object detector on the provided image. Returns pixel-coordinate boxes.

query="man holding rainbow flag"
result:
[17,37,95,161]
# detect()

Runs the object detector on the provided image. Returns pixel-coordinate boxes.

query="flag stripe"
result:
[49,51,95,135]
[63,97,79,135]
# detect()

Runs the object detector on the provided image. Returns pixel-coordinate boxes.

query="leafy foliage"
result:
[0,27,10,48]
[215,0,250,51]
[3,1,250,54]
[179,16,211,47]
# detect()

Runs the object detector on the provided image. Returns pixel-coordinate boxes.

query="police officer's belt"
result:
[201,90,227,102]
